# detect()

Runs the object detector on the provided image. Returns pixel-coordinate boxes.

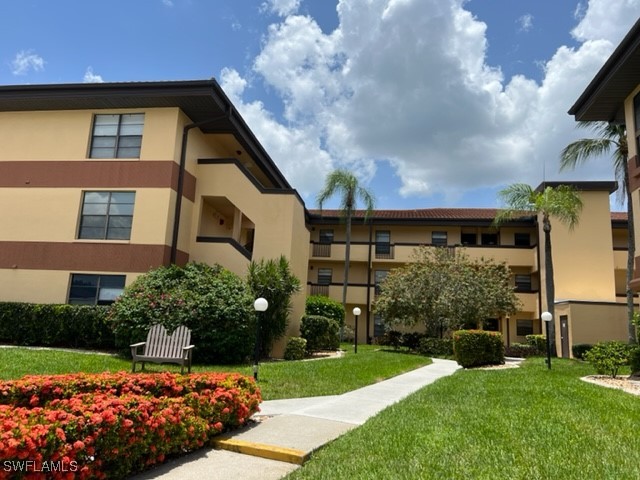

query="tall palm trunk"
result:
[625,163,637,343]
[341,209,352,341]
[543,214,557,356]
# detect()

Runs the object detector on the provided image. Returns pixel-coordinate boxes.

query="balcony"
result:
[515,291,539,312]
[309,242,370,262]
[307,283,369,304]
[191,237,252,276]
[313,243,331,257]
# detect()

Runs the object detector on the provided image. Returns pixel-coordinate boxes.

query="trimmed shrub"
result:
[284,337,307,360]
[0,371,260,478]
[300,315,340,352]
[584,341,630,378]
[453,330,505,368]
[108,262,254,364]
[341,324,355,343]
[305,295,345,326]
[505,343,538,358]
[630,346,640,376]
[0,302,114,349]
[375,330,403,349]
[572,343,594,360]
[401,332,425,351]
[525,334,546,354]
[417,337,454,357]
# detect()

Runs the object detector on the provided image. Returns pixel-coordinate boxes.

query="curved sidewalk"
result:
[131,358,460,480]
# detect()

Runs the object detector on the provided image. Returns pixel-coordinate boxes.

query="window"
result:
[78,191,135,240]
[514,233,530,246]
[481,233,498,245]
[318,268,332,285]
[432,231,447,246]
[516,319,534,336]
[461,232,477,245]
[483,318,499,331]
[90,113,144,158]
[375,231,391,255]
[68,274,125,305]
[319,229,334,244]
[375,270,389,294]
[515,274,532,292]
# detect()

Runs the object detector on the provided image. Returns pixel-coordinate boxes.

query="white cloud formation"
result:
[10,50,45,75]
[517,13,534,32]
[261,0,301,17]
[83,67,104,83]
[224,0,640,206]
[162,0,174,7]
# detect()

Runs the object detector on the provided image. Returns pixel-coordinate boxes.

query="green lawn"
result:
[287,357,640,480]
[0,344,431,401]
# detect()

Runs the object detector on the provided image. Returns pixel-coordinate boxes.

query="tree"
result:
[317,169,375,314]
[247,256,301,357]
[560,122,636,344]
[374,247,520,336]
[495,184,583,355]
[108,262,255,364]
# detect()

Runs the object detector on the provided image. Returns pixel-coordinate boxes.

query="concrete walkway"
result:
[131,358,460,480]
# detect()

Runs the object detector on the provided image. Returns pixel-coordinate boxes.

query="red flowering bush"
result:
[0,372,261,479]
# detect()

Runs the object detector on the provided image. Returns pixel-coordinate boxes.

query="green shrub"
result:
[630,347,640,376]
[417,337,453,357]
[375,330,403,349]
[284,337,307,360]
[108,262,254,364]
[300,315,340,352]
[572,343,594,360]
[584,341,630,378]
[0,302,113,349]
[401,332,425,351]
[453,330,505,368]
[305,295,345,326]
[505,343,538,358]
[525,334,546,354]
[341,324,355,343]
[247,256,301,357]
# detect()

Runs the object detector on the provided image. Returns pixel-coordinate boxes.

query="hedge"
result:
[300,315,339,352]
[0,303,114,350]
[453,330,505,368]
[417,337,454,357]
[0,371,260,479]
[305,295,345,326]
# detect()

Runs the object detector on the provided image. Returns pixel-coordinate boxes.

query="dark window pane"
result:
[516,319,534,336]
[481,233,498,245]
[108,216,133,229]
[461,233,477,245]
[514,233,530,246]
[319,229,334,244]
[80,227,106,239]
[90,147,116,158]
[106,228,132,240]
[117,136,142,147]
[116,147,141,158]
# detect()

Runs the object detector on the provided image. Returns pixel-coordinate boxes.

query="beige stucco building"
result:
[307,182,632,357]
[0,80,310,356]
[0,78,634,359]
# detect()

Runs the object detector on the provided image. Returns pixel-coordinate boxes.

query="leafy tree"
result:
[374,247,520,336]
[495,183,583,355]
[560,122,636,344]
[108,262,254,364]
[247,256,301,357]
[317,169,375,316]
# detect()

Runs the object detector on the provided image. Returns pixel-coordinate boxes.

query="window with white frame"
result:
[432,231,447,246]
[78,191,135,240]
[89,113,144,158]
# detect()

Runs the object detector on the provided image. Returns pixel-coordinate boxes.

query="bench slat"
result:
[130,324,194,374]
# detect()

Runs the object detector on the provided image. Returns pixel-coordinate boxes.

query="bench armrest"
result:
[183,345,195,351]
[130,342,146,348]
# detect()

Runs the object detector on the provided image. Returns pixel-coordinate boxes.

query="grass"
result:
[287,357,640,480]
[0,343,431,400]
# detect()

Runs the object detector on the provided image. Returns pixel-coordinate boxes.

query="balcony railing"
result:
[375,243,394,259]
[309,284,330,296]
[313,243,331,257]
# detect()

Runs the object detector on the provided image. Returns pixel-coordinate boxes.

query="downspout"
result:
[365,219,373,344]
[170,110,232,264]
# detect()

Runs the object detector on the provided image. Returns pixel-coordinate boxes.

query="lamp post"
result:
[253,297,268,381]
[353,307,361,354]
[541,311,552,370]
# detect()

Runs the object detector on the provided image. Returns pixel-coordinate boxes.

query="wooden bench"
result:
[130,324,195,374]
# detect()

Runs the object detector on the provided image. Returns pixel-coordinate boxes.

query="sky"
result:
[1,0,639,211]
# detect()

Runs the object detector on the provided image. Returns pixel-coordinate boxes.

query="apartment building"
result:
[0,80,309,355]
[307,181,631,357]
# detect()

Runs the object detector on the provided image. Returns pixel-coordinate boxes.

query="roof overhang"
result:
[568,18,640,123]
[0,79,292,189]
[535,180,618,194]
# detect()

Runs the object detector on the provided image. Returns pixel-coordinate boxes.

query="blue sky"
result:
[1,0,638,211]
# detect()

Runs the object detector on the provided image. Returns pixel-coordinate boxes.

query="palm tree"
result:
[495,183,583,356]
[317,169,375,320]
[560,122,636,344]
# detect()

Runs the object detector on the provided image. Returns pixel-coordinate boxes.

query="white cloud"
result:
[261,0,301,17]
[517,13,533,32]
[162,0,174,7]
[83,67,104,83]
[223,0,640,206]
[10,50,45,75]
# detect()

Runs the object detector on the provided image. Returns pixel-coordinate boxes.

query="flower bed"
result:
[0,372,261,479]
